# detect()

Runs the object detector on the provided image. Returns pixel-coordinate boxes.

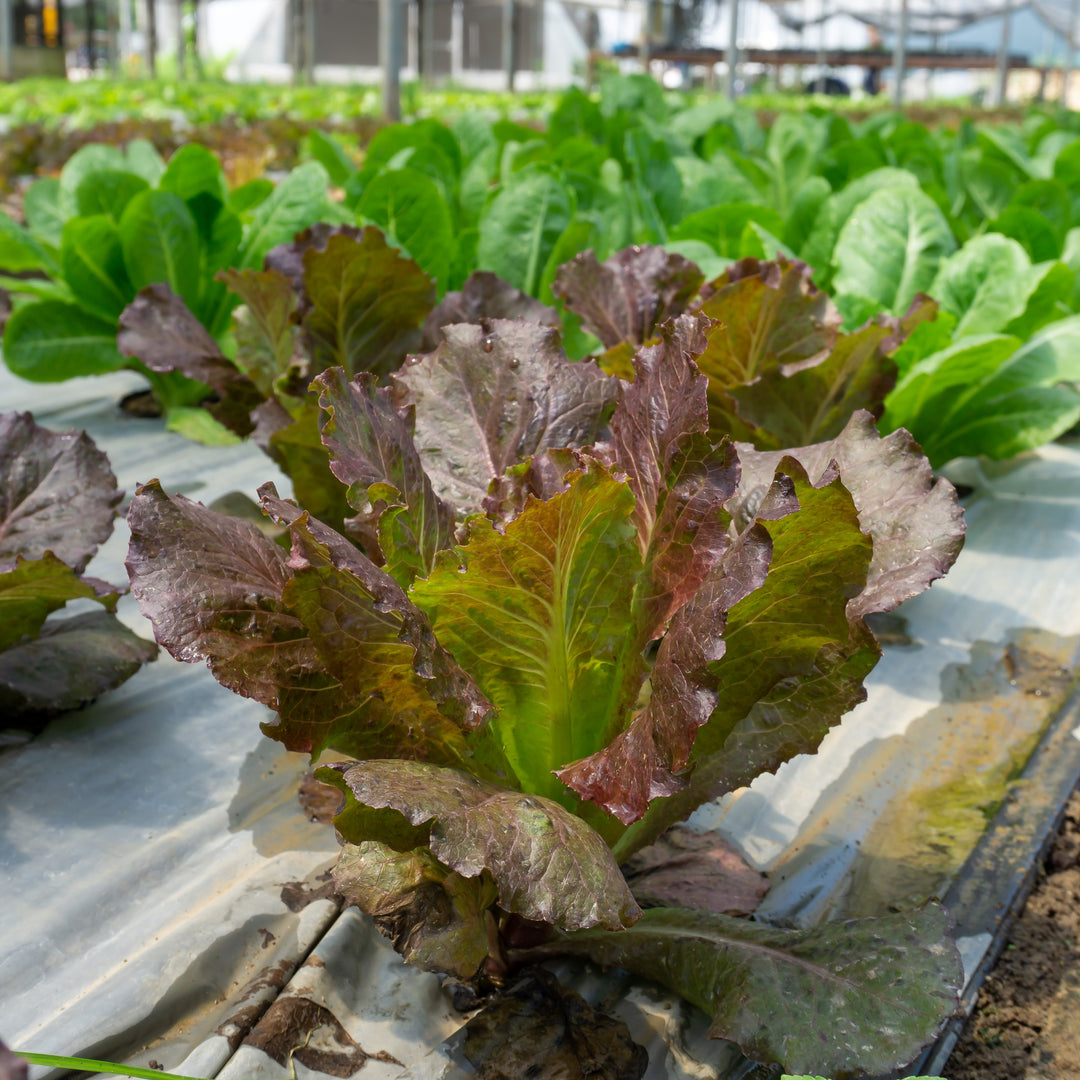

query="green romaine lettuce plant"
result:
[125,308,966,1077]
[0,141,344,442]
[881,314,1080,467]
[0,412,156,725]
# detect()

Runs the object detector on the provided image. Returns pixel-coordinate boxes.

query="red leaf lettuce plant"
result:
[117,224,558,533]
[126,286,966,1077]
[1,412,156,726]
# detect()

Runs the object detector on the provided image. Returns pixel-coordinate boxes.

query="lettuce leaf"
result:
[316,368,456,582]
[324,759,640,932]
[421,270,559,351]
[524,903,961,1080]
[552,245,704,351]
[0,411,119,572]
[392,319,616,516]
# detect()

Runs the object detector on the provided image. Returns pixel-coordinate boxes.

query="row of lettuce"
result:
[3,75,1080,466]
[2,75,1076,1078]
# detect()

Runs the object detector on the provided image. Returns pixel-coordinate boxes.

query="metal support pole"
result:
[145,0,157,76]
[118,0,132,71]
[814,0,827,92]
[892,0,907,106]
[502,0,516,91]
[725,0,739,99]
[290,0,302,83]
[406,0,417,76]
[191,0,202,77]
[0,0,11,80]
[302,0,315,82]
[450,0,462,81]
[380,0,403,121]
[87,0,97,68]
[642,0,654,74]
[420,0,434,85]
[993,0,1013,106]
[175,0,185,78]
[108,0,120,74]
[927,30,938,98]
[1063,0,1079,107]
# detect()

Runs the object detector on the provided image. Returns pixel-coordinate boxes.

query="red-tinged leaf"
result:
[617,459,879,856]
[0,609,157,726]
[728,295,938,449]
[0,552,122,651]
[607,314,740,639]
[695,257,841,440]
[622,825,768,916]
[260,483,492,734]
[315,368,456,583]
[324,759,641,932]
[392,319,616,515]
[333,840,496,978]
[117,284,262,437]
[526,904,961,1080]
[731,411,965,620]
[125,480,321,707]
[557,521,772,824]
[421,271,559,352]
[299,227,436,380]
[217,267,302,399]
[483,448,585,528]
[261,403,355,541]
[409,464,640,805]
[552,246,704,350]
[263,222,364,303]
[609,314,712,549]
[0,411,119,572]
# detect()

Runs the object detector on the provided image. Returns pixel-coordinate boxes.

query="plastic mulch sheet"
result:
[5,364,1080,1079]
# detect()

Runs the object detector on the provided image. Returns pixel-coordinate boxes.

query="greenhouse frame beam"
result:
[642,0,655,70]
[420,0,434,85]
[814,0,827,92]
[893,0,908,105]
[0,0,11,78]
[381,0,404,122]
[303,0,314,82]
[503,0,517,91]
[175,0,184,77]
[617,44,1031,71]
[1064,0,1079,105]
[994,0,1014,104]
[725,0,739,99]
[144,0,156,76]
[450,0,462,81]
[0,0,10,78]
[118,0,131,67]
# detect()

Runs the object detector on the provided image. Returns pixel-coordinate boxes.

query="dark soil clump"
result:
[948,791,1080,1079]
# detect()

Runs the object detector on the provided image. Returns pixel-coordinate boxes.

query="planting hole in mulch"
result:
[948,789,1080,1080]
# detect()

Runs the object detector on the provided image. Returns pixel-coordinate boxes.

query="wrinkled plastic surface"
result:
[4,365,1080,1079]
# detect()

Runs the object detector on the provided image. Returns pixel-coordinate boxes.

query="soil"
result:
[948,790,1080,1080]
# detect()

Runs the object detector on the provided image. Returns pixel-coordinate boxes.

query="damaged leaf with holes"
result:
[126,301,965,1076]
[1,412,156,727]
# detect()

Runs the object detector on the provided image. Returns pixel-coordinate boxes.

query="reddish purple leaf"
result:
[552,246,704,349]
